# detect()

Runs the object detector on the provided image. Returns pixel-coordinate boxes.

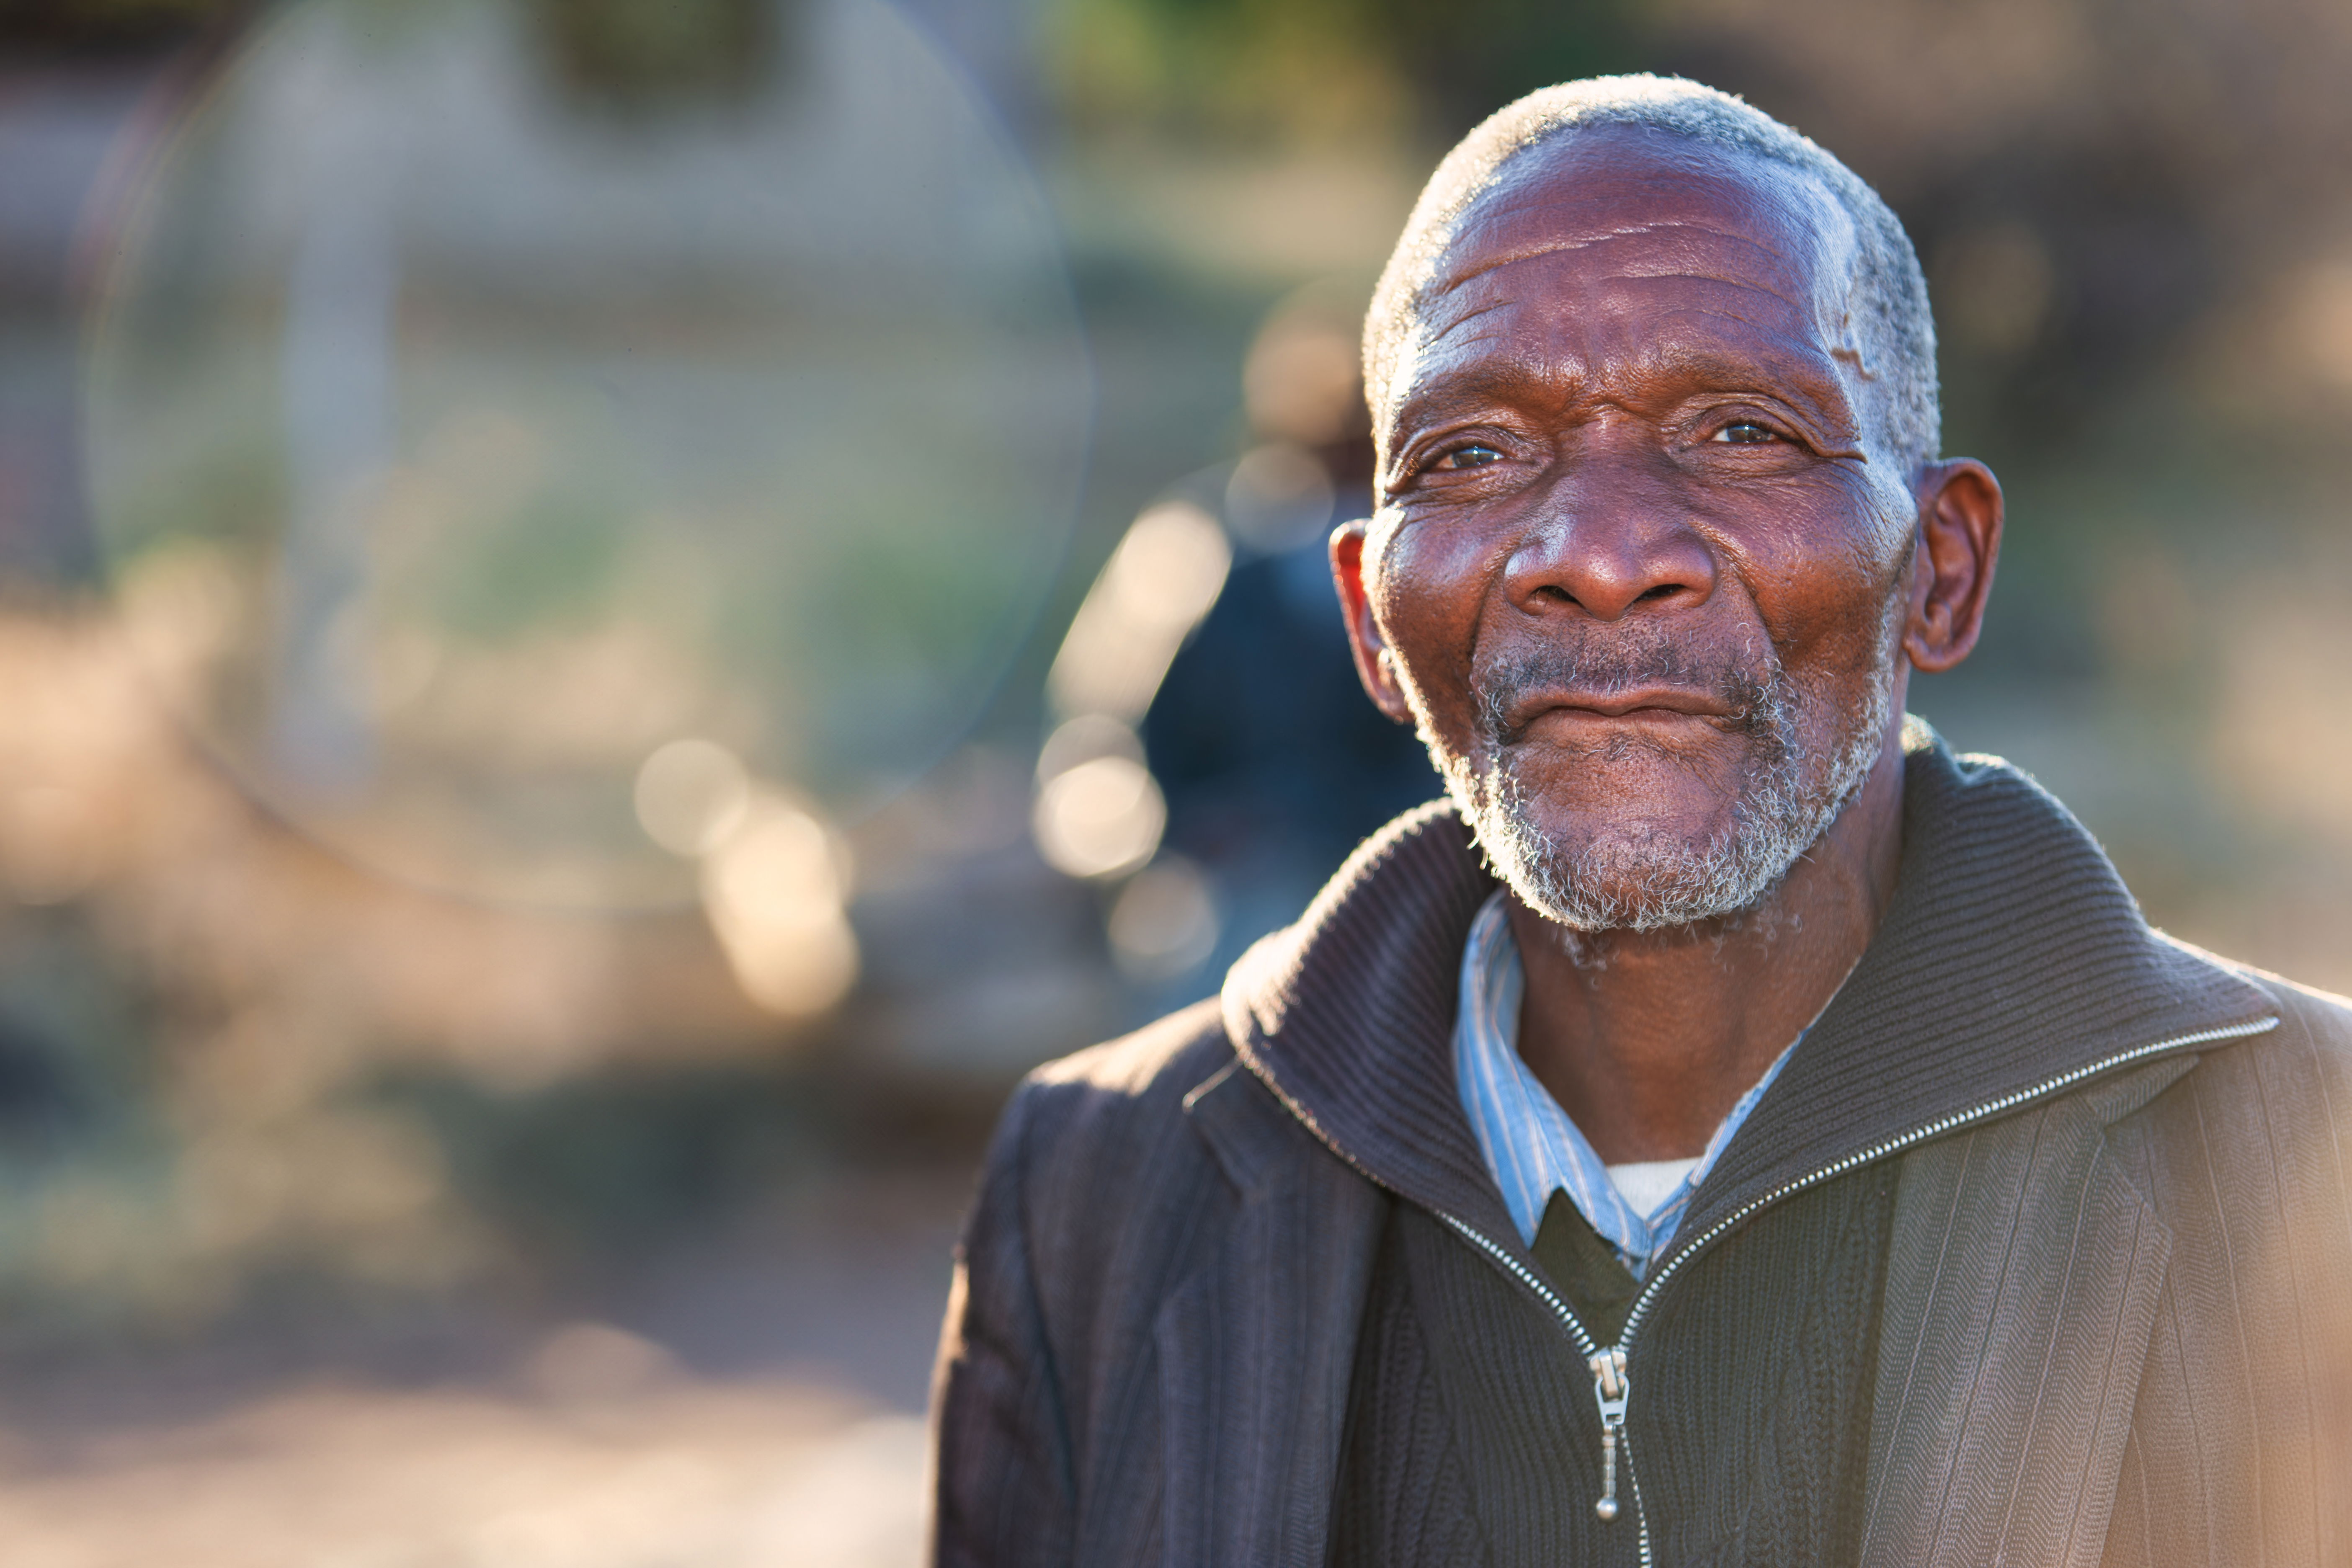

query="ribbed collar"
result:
[1220,719,2280,1271]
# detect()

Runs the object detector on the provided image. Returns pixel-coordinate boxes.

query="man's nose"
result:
[1504,448,1718,622]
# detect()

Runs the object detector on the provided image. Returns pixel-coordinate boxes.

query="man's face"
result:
[1348,127,1922,933]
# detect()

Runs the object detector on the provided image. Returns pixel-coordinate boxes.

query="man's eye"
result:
[1712,421,1779,445]
[1431,444,1503,470]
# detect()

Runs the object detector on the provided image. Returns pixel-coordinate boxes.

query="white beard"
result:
[1433,612,1898,935]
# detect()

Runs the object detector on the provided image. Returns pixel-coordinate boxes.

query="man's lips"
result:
[1503,685,1740,735]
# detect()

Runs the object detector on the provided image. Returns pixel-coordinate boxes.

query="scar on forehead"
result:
[1830,346,1876,380]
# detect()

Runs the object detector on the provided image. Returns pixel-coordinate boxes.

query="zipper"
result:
[1417,1013,2276,1568]
[1433,1210,1653,1558]
[1239,1076,1665,1557]
[1588,1346,1630,1521]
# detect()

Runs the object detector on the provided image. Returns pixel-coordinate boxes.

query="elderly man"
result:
[932,77,2352,1566]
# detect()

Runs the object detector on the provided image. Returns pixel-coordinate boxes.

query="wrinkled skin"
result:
[1333,127,2003,1160]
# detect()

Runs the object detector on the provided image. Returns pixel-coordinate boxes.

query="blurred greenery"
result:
[387,1063,819,1253]
[1052,0,1651,147]
[526,0,777,112]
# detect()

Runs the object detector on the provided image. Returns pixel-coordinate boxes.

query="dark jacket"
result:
[932,725,2352,1566]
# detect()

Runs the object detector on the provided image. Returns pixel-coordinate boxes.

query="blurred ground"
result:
[0,1163,965,1568]
[0,1372,926,1568]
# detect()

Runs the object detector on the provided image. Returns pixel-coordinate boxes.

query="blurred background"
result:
[0,0,2348,1560]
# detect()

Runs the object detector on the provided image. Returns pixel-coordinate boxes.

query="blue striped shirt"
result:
[1453,891,1797,1277]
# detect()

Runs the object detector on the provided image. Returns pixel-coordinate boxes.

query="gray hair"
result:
[1365,75,1939,475]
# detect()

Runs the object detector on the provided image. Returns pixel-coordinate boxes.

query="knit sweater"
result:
[1329,1168,1896,1565]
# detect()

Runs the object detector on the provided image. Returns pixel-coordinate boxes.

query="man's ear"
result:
[1904,459,2003,673]
[1330,519,1415,723]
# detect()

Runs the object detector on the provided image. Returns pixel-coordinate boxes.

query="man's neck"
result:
[1506,724,1909,1165]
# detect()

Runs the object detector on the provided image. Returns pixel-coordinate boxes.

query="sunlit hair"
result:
[1364,74,1940,476]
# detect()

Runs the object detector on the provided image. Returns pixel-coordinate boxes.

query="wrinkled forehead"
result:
[1447,130,1852,309]
[1382,126,1865,413]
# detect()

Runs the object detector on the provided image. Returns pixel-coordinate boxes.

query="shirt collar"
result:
[1453,890,1795,1274]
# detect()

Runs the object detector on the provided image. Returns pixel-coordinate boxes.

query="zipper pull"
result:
[1586,1347,1630,1521]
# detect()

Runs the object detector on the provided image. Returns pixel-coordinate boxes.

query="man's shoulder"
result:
[988,997,1238,1196]
[2245,965,2352,1049]
[2224,957,2352,1084]
[2134,936,2352,1151]
[1022,994,1233,1119]
[2169,936,2352,1058]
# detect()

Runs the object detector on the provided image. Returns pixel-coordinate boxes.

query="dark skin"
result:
[1333,127,2003,1162]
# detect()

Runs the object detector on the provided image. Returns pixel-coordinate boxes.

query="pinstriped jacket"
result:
[932,729,2352,1566]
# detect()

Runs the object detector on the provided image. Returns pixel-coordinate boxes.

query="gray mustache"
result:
[1474,640,1779,747]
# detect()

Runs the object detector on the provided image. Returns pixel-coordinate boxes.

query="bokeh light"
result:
[1106,854,1219,980]
[700,795,859,1016]
[634,737,753,859]
[1042,499,1229,725]
[1031,753,1163,880]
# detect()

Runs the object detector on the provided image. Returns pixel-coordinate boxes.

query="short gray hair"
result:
[1365,75,1939,475]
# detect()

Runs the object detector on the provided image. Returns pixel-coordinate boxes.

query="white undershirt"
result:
[1606,1157,1705,1221]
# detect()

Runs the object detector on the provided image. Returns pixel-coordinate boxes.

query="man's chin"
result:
[1506,812,1741,869]
[1470,789,1816,935]
[1502,843,1771,936]
[1496,736,1756,820]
